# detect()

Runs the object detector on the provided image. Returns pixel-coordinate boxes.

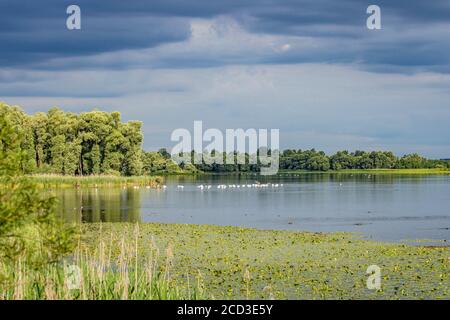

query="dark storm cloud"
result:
[242,0,450,33]
[239,0,450,72]
[0,0,194,67]
[0,0,450,72]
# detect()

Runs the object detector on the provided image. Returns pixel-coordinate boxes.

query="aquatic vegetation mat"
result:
[82,223,449,300]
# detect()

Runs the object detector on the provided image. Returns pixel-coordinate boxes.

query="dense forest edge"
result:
[1,102,449,178]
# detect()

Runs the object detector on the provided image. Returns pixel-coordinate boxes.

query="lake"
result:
[56,173,450,244]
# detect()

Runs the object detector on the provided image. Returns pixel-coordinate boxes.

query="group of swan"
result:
[131,183,284,190]
[131,185,166,189]
[180,183,284,190]
[127,182,357,191]
[215,183,283,189]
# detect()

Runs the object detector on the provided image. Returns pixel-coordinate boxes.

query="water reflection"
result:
[165,172,437,186]
[57,188,141,223]
[54,173,450,242]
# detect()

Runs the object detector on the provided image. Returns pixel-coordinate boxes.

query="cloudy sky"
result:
[1,0,449,158]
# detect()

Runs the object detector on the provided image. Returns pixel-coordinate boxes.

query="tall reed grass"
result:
[14,174,164,189]
[0,224,203,300]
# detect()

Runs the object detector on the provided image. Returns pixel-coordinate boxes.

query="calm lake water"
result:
[56,173,450,243]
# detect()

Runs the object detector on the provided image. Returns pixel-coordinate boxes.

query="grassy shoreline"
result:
[172,168,450,175]
[20,174,165,188]
[80,222,448,300]
[278,168,450,175]
[2,168,448,189]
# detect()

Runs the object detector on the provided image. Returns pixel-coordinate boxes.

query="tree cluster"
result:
[281,149,449,171]
[1,103,143,176]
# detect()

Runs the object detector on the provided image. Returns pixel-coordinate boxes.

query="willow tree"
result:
[102,128,126,174]
[64,138,82,175]
[90,144,101,175]
[31,112,49,170]
[120,121,143,176]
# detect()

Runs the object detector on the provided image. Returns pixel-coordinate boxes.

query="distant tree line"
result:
[1,102,448,176]
[174,148,450,173]
[280,149,450,171]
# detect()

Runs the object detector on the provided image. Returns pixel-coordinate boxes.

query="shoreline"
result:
[277,168,450,175]
[5,167,449,187]
[7,174,165,188]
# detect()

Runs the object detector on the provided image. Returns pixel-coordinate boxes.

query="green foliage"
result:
[158,148,171,159]
[64,138,82,175]
[0,106,22,174]
[0,103,144,176]
[397,153,427,169]
[0,224,201,300]
[0,106,76,268]
[277,149,448,172]
[142,151,185,174]
[27,175,162,189]
[50,134,66,173]
[305,152,330,171]
[90,144,101,174]
[330,151,355,170]
[186,147,450,173]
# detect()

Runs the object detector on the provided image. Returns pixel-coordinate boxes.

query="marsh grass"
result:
[10,174,165,189]
[0,224,203,300]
